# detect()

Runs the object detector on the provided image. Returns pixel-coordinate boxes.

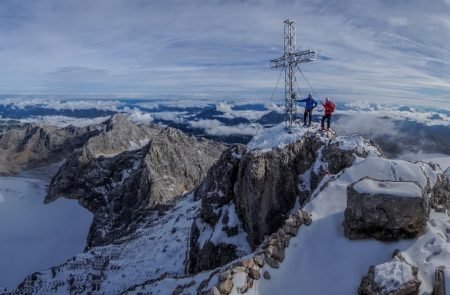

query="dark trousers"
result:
[321,114,332,129]
[304,110,313,126]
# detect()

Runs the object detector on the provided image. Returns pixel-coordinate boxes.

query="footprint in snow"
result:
[422,237,442,262]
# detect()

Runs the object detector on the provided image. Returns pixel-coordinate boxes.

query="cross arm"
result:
[270,56,286,69]
[270,50,316,69]
[292,49,316,64]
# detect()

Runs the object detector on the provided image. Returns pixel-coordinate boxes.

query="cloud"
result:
[334,113,399,138]
[216,102,233,113]
[18,115,111,128]
[0,0,448,105]
[189,119,260,136]
[127,109,153,125]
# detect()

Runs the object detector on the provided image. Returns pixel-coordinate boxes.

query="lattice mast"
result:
[271,19,316,131]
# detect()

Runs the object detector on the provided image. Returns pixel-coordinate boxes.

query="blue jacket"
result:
[298,97,318,111]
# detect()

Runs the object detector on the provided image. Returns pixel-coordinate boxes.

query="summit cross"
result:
[270,19,316,132]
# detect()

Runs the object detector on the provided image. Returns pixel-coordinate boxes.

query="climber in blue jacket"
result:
[298,93,318,127]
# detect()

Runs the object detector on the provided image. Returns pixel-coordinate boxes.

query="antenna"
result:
[271,19,316,132]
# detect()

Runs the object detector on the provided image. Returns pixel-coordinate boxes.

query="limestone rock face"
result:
[0,123,100,175]
[359,252,421,295]
[46,119,225,248]
[189,126,383,273]
[80,113,160,159]
[188,145,246,273]
[344,177,429,241]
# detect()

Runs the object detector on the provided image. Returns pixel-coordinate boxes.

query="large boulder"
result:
[344,177,429,241]
[359,252,421,295]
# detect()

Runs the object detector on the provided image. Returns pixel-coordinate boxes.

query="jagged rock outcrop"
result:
[79,113,160,158]
[189,124,382,273]
[0,123,101,175]
[46,120,225,248]
[359,252,421,295]
[430,167,450,215]
[344,177,429,241]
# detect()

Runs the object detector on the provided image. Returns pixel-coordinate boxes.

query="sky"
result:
[0,0,450,106]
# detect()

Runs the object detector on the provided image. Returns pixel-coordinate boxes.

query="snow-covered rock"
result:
[189,123,383,273]
[244,156,449,294]
[344,177,428,241]
[359,252,421,295]
[15,194,203,295]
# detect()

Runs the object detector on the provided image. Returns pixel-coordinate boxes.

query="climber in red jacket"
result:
[321,97,336,130]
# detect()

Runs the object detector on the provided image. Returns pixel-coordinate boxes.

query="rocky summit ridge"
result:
[6,120,450,295]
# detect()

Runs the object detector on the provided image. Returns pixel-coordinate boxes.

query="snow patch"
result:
[247,123,325,153]
[353,179,423,198]
[373,257,414,292]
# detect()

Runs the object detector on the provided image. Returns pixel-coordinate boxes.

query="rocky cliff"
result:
[45,115,226,248]
[0,122,100,175]
[188,124,383,273]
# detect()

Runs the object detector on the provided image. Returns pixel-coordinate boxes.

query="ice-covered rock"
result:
[344,177,428,241]
[358,252,421,295]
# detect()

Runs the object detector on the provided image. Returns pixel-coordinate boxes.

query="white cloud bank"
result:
[189,119,260,136]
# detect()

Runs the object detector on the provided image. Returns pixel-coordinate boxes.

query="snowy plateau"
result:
[0,113,449,295]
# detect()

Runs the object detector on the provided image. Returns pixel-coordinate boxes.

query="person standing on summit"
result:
[321,97,336,130]
[298,93,318,127]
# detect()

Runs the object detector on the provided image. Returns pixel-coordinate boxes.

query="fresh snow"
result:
[13,194,202,294]
[373,257,414,292]
[196,203,251,255]
[247,123,324,153]
[353,178,423,198]
[240,155,448,295]
[0,166,92,289]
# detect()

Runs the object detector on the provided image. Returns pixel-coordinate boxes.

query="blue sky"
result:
[0,0,450,106]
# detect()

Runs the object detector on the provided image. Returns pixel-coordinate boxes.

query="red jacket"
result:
[322,101,335,115]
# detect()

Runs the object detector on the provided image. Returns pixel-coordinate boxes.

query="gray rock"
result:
[217,277,233,294]
[432,266,447,295]
[263,271,271,280]
[431,169,450,215]
[344,177,429,241]
[264,254,280,269]
[248,268,261,280]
